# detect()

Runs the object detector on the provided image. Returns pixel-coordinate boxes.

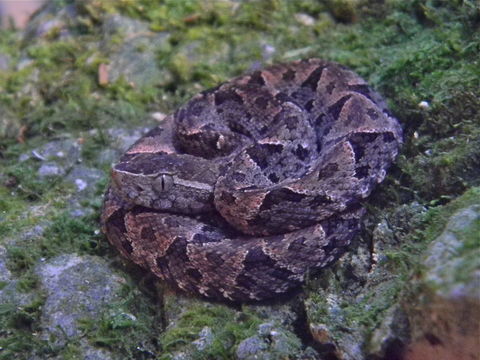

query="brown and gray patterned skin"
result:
[101,59,402,302]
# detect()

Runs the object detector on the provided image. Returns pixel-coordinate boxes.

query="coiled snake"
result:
[101,59,402,301]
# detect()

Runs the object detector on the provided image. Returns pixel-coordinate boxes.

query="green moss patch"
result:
[0,296,52,360]
[78,282,161,359]
[415,187,480,243]
[159,304,262,359]
[6,211,105,274]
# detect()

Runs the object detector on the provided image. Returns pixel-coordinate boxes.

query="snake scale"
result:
[101,59,402,302]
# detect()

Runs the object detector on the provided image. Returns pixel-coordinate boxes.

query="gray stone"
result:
[405,202,480,359]
[68,206,91,218]
[0,246,12,283]
[22,2,77,42]
[171,352,193,360]
[80,339,115,360]
[161,294,313,359]
[304,202,427,360]
[35,18,65,38]
[0,247,36,309]
[32,138,84,178]
[307,294,366,360]
[192,326,214,351]
[236,336,269,360]
[372,202,427,252]
[0,53,11,70]
[236,322,308,360]
[16,56,34,70]
[102,13,150,37]
[244,302,300,331]
[261,43,276,62]
[258,322,274,336]
[101,14,171,88]
[0,105,21,139]
[424,204,480,293]
[269,328,303,355]
[61,164,105,218]
[295,13,316,26]
[372,219,395,245]
[0,280,36,310]
[28,339,116,360]
[367,305,410,358]
[97,148,120,166]
[65,165,104,194]
[35,254,125,344]
[29,138,81,167]
[19,153,30,162]
[21,224,46,241]
[106,127,152,153]
[172,39,230,75]
[38,162,65,177]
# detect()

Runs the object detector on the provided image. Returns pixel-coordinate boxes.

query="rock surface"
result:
[304,202,426,360]
[101,14,172,88]
[404,204,480,360]
[0,53,10,70]
[35,254,125,344]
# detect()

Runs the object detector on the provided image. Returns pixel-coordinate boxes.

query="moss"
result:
[307,280,402,342]
[377,188,480,288]
[114,0,205,31]
[0,296,51,360]
[307,273,404,341]
[343,281,403,328]
[0,30,19,56]
[80,131,110,166]
[398,91,480,201]
[159,304,262,359]
[1,0,477,152]
[0,281,156,359]
[398,188,480,344]
[0,188,29,238]
[78,282,161,359]
[6,210,105,279]
[414,187,480,243]
[0,35,152,145]
[3,160,58,201]
[306,185,479,343]
[414,187,480,286]
[457,212,480,252]
[322,0,359,23]
[453,215,480,285]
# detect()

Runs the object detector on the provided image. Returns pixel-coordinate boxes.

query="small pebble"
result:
[74,178,88,192]
[295,13,315,26]
[418,100,430,110]
[151,112,167,122]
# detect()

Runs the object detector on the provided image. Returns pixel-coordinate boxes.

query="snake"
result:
[101,59,402,302]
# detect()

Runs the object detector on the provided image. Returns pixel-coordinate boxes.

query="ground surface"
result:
[0,1,478,359]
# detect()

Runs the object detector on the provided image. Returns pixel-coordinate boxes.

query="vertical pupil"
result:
[161,176,165,190]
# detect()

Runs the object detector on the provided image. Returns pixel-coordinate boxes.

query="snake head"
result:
[110,153,218,214]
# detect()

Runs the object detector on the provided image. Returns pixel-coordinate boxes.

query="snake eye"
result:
[153,174,174,193]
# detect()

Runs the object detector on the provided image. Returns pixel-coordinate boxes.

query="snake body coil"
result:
[102,59,402,301]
